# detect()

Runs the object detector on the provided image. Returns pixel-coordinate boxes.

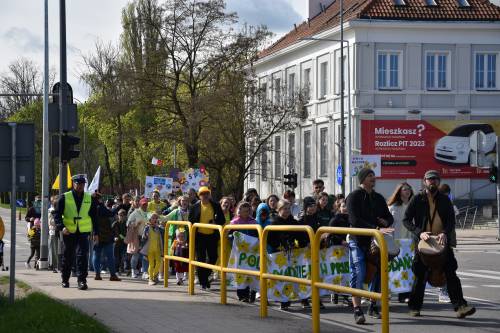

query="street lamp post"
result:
[300,28,351,194]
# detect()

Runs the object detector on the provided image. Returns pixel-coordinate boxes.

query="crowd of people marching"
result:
[20,167,476,325]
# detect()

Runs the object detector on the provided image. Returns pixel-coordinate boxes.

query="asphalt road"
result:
[1,207,500,333]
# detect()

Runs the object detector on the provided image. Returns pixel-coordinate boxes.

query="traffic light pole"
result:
[58,0,68,194]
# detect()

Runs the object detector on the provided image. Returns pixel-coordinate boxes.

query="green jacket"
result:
[166,208,189,255]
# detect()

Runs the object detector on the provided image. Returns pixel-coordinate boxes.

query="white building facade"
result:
[245,0,500,203]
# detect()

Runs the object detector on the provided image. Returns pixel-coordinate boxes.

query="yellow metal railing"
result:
[311,227,390,333]
[161,222,390,333]
[260,225,316,319]
[220,224,263,307]
[163,220,192,288]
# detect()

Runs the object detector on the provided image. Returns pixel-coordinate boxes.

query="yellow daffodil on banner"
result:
[304,247,311,258]
[267,279,277,289]
[332,247,345,260]
[393,279,401,288]
[283,284,294,298]
[401,271,409,281]
[333,275,343,285]
[228,257,236,266]
[275,253,287,268]
[273,289,281,298]
[237,240,250,253]
[299,284,308,294]
[245,276,253,284]
[236,274,245,284]
[410,242,415,252]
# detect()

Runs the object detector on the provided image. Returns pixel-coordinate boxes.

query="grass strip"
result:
[0,291,110,333]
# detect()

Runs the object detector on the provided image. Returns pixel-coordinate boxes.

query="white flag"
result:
[151,157,163,166]
[86,166,101,193]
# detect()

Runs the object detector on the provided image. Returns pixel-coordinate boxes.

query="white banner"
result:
[227,232,415,301]
[144,176,173,199]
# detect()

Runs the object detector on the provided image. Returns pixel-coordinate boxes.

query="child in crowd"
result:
[230,201,257,302]
[171,228,189,285]
[26,218,41,270]
[141,213,163,285]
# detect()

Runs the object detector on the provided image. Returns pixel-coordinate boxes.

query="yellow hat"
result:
[198,186,211,195]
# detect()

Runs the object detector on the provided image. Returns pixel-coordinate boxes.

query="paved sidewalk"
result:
[2,269,328,333]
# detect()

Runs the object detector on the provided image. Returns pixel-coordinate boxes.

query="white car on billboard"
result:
[434,123,496,166]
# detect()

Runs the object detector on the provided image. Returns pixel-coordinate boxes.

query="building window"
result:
[288,133,295,171]
[288,73,295,100]
[303,131,311,178]
[274,136,281,180]
[249,141,255,182]
[319,128,328,177]
[319,62,328,99]
[259,82,267,103]
[426,52,450,90]
[302,68,311,101]
[274,78,281,103]
[475,53,497,90]
[261,144,268,181]
[377,52,401,89]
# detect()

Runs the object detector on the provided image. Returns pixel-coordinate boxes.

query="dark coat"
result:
[346,187,393,249]
[402,190,456,246]
[188,199,225,230]
[268,215,301,252]
[328,213,350,245]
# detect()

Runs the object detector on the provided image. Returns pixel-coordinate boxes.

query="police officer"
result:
[53,174,99,290]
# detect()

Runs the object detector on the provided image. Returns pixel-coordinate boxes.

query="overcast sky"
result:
[0,0,307,101]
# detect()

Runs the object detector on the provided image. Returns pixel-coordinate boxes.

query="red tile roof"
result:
[259,0,500,59]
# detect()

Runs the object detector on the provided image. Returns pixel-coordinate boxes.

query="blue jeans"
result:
[348,239,380,294]
[131,252,149,273]
[93,242,116,276]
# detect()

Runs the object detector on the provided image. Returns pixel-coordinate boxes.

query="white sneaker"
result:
[142,272,149,280]
[159,273,164,280]
[25,262,31,269]
[148,280,155,286]
[131,270,139,278]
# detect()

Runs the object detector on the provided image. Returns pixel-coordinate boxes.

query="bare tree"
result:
[0,58,53,119]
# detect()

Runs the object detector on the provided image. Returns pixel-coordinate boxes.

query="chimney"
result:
[308,0,336,19]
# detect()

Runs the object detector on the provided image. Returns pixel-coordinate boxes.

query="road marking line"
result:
[482,285,500,288]
[470,270,500,276]
[425,292,500,309]
[461,285,477,288]
[457,271,500,281]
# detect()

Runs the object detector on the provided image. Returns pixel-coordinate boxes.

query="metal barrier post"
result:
[189,223,223,297]
[311,227,390,333]
[220,224,263,306]
[163,221,192,288]
[261,225,315,318]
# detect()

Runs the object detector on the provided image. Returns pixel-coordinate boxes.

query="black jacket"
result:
[268,215,301,252]
[346,187,393,249]
[328,213,350,245]
[188,199,225,231]
[297,213,321,247]
[95,203,116,244]
[403,190,455,245]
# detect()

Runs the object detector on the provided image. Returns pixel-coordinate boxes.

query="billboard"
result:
[361,120,499,179]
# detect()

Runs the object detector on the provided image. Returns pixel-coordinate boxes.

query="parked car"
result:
[434,123,496,166]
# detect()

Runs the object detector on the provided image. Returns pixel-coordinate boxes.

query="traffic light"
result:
[489,166,498,183]
[61,133,80,162]
[284,173,298,188]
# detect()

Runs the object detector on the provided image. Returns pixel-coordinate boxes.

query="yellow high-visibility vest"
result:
[63,191,92,233]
